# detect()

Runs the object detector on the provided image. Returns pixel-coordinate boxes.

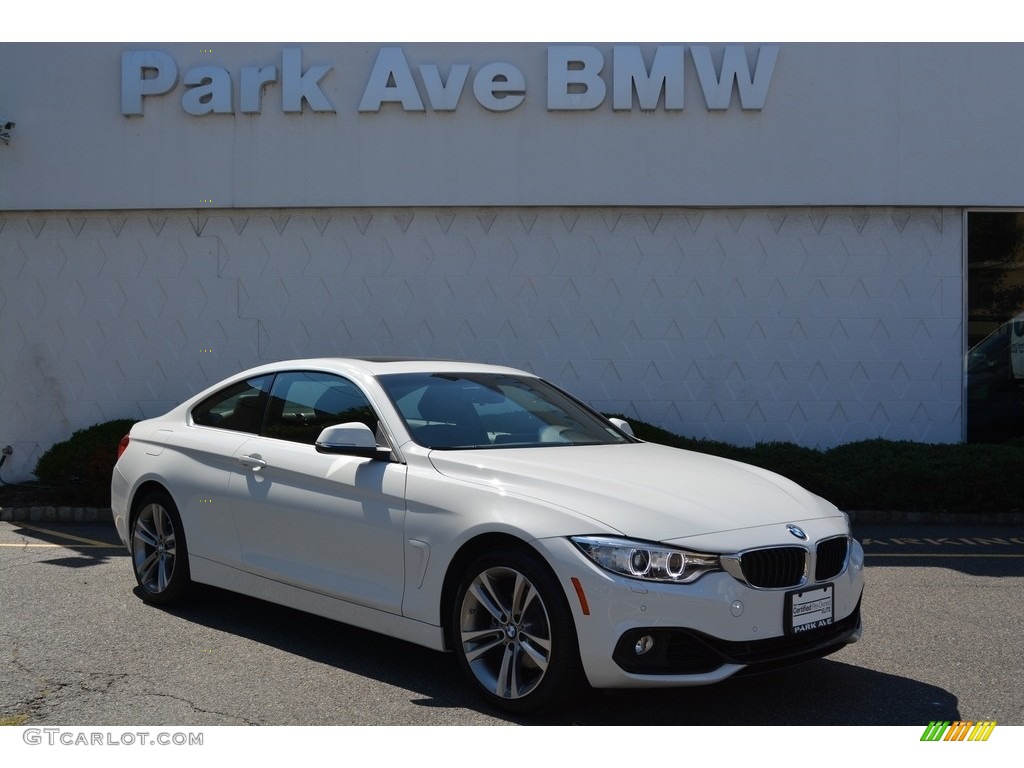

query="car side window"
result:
[262,371,380,445]
[191,375,273,433]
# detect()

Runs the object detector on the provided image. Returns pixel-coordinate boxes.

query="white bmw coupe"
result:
[111,357,864,713]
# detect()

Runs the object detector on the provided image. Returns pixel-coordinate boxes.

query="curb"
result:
[846,510,1024,526]
[2,506,1023,526]
[0,506,113,523]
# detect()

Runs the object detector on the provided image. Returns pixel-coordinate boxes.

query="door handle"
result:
[239,454,267,471]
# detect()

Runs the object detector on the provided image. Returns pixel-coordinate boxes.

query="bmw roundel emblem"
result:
[787,524,808,540]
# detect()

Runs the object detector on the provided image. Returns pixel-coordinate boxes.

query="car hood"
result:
[427,442,840,541]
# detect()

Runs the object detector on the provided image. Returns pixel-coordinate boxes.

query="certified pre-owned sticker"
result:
[786,584,834,634]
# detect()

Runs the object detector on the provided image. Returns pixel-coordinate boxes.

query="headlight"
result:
[570,536,721,584]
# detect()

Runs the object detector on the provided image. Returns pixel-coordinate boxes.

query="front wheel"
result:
[130,489,191,605]
[452,547,583,714]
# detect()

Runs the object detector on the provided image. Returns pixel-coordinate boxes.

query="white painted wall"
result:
[1,42,984,478]
[0,207,963,480]
[1,43,1023,209]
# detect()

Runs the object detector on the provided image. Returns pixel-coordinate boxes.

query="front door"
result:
[229,370,407,614]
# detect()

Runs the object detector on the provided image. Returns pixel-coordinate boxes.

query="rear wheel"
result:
[452,547,583,714]
[130,490,190,605]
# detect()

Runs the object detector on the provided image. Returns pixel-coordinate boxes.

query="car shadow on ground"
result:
[9,522,126,569]
[151,583,958,726]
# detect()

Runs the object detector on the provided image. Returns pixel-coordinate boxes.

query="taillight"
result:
[117,434,130,460]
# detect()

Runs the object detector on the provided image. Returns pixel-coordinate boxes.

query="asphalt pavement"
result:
[1,515,1022,726]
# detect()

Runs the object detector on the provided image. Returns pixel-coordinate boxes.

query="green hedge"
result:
[609,416,1024,515]
[34,419,136,506]
[28,416,1024,514]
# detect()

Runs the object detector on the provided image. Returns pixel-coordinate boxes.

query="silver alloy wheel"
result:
[132,502,177,594]
[459,565,553,700]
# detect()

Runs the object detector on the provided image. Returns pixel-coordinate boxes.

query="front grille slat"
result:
[739,546,805,589]
[814,536,849,581]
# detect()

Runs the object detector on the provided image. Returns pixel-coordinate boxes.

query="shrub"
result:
[821,439,1024,514]
[607,415,1024,515]
[33,419,136,506]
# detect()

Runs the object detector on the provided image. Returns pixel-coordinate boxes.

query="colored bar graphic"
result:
[968,721,997,742]
[921,721,950,741]
[945,721,972,741]
[920,720,996,742]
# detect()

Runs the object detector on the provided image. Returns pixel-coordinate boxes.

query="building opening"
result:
[966,211,1024,442]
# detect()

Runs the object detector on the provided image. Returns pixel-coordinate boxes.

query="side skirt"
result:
[189,555,446,652]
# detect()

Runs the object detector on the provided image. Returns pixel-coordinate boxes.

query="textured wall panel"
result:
[0,207,964,480]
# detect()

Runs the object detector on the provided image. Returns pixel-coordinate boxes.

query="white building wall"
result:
[0,206,963,480]
[5,43,1024,209]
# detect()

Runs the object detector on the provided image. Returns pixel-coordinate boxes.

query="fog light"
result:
[634,634,655,655]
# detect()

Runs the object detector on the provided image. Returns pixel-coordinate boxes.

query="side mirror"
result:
[608,417,635,437]
[315,422,388,460]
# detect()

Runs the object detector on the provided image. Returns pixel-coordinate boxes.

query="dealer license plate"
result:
[785,584,834,635]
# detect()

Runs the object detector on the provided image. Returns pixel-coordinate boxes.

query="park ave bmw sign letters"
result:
[121,45,779,117]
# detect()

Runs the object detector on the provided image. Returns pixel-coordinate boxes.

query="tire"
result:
[452,547,583,714]
[130,489,191,605]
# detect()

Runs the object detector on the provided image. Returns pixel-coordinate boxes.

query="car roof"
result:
[250,357,535,378]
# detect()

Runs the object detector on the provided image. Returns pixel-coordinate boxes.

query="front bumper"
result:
[536,536,865,689]
[611,599,861,676]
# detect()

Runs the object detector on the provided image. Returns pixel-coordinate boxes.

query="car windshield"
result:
[378,372,632,449]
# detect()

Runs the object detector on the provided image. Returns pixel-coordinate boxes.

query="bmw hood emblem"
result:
[787,524,808,540]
